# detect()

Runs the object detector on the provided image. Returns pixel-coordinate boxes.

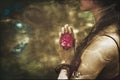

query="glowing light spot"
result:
[86,23,93,27]
[16,23,23,27]
[73,29,79,33]
[15,48,21,52]
[23,37,30,44]
[14,21,24,30]
[0,18,12,22]
[61,60,66,64]
[54,38,59,44]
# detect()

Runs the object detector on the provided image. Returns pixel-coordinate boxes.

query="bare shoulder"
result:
[83,35,119,62]
[102,24,119,45]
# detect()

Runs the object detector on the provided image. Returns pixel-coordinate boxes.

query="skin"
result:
[80,0,96,11]
[80,0,102,22]
[60,0,119,79]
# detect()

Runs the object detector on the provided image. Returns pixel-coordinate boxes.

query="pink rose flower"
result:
[60,33,75,50]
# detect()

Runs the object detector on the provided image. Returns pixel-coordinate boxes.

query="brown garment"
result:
[74,25,119,79]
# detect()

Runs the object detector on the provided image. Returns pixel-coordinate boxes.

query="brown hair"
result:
[69,0,120,78]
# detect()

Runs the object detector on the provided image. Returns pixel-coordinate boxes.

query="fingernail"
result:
[65,24,68,28]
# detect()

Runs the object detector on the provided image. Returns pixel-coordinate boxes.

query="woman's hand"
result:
[57,24,77,64]
[60,24,75,50]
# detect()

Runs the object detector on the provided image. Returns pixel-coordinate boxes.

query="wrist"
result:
[55,64,71,74]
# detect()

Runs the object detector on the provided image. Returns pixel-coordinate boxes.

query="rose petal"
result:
[60,33,74,50]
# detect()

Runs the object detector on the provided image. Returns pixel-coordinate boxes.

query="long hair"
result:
[69,0,120,77]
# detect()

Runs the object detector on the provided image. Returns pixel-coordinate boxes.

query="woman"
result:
[56,0,120,79]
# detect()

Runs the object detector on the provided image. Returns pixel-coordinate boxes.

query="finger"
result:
[64,24,69,33]
[61,60,66,64]
[61,27,64,34]
[68,26,72,34]
[69,26,73,33]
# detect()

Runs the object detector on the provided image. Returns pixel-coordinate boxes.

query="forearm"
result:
[58,69,68,79]
[57,70,96,80]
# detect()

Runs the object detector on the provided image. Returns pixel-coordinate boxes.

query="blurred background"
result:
[0,0,94,80]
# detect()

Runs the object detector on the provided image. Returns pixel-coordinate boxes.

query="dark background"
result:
[0,0,94,80]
